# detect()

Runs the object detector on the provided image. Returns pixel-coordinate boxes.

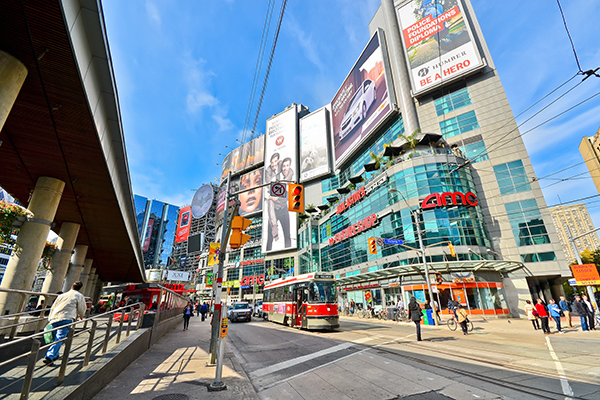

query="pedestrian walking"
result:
[547,299,564,334]
[456,304,469,335]
[43,281,86,366]
[408,297,423,341]
[582,295,596,330]
[572,295,589,331]
[183,302,194,331]
[200,302,208,321]
[559,296,573,328]
[524,300,540,330]
[535,299,550,334]
[195,301,201,317]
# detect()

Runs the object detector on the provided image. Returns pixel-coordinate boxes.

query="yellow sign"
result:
[208,243,221,266]
[570,264,600,285]
[221,318,228,337]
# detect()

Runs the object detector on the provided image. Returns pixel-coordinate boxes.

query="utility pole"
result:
[413,208,439,324]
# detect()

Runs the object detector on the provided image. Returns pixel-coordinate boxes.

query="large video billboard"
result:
[331,29,396,167]
[396,0,484,95]
[219,135,265,184]
[299,107,331,182]
[174,205,191,244]
[262,107,298,253]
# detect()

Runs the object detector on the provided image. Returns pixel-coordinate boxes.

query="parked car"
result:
[253,300,263,318]
[227,301,252,322]
[339,79,376,140]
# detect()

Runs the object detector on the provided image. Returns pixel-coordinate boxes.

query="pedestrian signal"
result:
[448,243,456,258]
[288,184,304,213]
[368,238,377,254]
[230,216,251,249]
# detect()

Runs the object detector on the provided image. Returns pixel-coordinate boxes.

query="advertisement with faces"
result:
[262,107,298,253]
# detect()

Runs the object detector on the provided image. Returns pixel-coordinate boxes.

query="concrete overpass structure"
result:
[0,0,145,314]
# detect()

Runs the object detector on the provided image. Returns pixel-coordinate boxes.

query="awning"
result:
[336,260,524,287]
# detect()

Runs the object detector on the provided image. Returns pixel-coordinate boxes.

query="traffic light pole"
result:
[413,209,439,324]
[208,172,239,391]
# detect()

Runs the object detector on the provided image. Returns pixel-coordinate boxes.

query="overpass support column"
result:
[0,51,28,132]
[63,245,88,291]
[79,259,93,295]
[40,222,80,302]
[0,177,65,316]
[84,267,96,297]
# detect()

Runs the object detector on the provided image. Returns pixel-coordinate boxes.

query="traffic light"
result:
[288,184,304,212]
[435,271,443,285]
[230,216,251,249]
[448,243,456,258]
[368,238,377,254]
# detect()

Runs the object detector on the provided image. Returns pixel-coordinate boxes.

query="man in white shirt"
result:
[582,295,596,331]
[43,281,86,365]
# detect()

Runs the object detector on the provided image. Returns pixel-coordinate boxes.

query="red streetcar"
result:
[263,272,339,330]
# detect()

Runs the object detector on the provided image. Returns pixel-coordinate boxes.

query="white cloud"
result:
[213,115,234,132]
[186,90,219,113]
[145,1,161,26]
[286,17,323,70]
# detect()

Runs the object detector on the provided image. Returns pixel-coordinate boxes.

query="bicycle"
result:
[395,308,408,322]
[447,317,473,332]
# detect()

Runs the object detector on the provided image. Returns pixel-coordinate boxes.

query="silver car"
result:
[227,301,252,322]
[339,79,376,140]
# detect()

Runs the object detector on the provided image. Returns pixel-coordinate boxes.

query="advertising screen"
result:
[239,167,264,217]
[220,151,233,184]
[262,106,298,253]
[331,29,395,167]
[142,218,154,252]
[396,0,484,95]
[299,107,331,182]
[175,205,191,244]
[232,135,265,173]
[215,177,239,226]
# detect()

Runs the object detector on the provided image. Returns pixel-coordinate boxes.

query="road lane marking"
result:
[251,337,373,378]
[545,336,574,399]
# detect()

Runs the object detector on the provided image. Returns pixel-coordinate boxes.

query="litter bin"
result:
[422,309,435,325]
[387,306,397,320]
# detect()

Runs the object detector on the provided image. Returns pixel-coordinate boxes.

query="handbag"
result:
[532,309,539,317]
[43,323,54,344]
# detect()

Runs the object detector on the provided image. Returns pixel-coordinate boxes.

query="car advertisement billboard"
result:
[262,106,298,253]
[396,0,484,95]
[175,205,191,244]
[299,107,331,182]
[239,166,264,217]
[331,29,396,168]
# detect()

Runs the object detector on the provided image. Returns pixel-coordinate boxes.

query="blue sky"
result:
[102,0,600,225]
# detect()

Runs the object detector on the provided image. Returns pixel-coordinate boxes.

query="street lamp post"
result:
[390,189,439,324]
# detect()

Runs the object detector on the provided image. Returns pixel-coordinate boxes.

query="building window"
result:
[521,252,557,263]
[505,199,550,246]
[440,111,479,139]
[459,140,489,163]
[434,87,472,116]
[494,160,531,195]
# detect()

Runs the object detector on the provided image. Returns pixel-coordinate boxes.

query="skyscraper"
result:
[579,127,600,196]
[550,203,600,263]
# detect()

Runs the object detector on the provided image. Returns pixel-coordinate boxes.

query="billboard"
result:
[220,151,233,184]
[331,29,396,167]
[396,0,484,95]
[299,107,331,182]
[233,135,265,173]
[239,167,264,217]
[262,106,298,253]
[142,218,154,252]
[175,205,191,244]
[215,177,239,226]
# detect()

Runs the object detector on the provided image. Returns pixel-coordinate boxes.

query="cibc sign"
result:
[421,191,477,210]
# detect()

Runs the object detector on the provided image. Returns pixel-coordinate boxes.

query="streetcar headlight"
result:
[327,307,330,311]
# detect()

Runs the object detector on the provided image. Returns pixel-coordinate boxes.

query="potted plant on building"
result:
[39,241,57,271]
[0,202,31,245]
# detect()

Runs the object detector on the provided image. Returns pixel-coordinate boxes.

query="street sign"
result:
[570,264,600,285]
[384,239,404,245]
[568,278,577,286]
[270,182,286,197]
[376,237,384,246]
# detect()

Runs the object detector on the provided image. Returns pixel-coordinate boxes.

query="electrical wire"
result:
[556,0,583,74]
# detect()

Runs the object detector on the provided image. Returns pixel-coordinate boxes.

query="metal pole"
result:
[566,226,598,312]
[414,209,439,324]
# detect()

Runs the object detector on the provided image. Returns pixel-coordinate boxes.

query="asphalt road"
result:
[226,315,600,400]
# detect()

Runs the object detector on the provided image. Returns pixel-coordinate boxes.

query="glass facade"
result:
[494,160,531,195]
[434,87,472,116]
[459,140,489,163]
[320,161,490,273]
[439,111,479,139]
[505,199,550,246]
[521,251,557,263]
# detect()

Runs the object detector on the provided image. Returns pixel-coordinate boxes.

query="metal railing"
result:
[0,284,189,400]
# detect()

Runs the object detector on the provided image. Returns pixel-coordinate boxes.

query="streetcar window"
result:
[308,281,336,303]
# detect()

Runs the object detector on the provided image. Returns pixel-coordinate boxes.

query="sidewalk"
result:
[91,314,259,400]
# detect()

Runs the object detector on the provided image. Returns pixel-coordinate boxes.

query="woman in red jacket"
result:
[535,298,550,334]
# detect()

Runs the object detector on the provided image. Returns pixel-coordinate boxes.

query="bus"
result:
[263,272,339,330]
